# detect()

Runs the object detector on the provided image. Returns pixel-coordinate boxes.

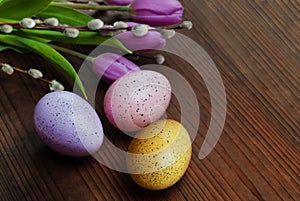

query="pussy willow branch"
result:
[0,23,124,32]
[0,22,184,32]
[1,63,52,84]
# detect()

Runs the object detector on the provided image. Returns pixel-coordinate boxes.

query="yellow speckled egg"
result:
[126,119,192,190]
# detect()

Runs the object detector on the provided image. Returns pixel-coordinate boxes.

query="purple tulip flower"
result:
[105,0,132,5]
[115,22,166,51]
[130,0,184,26]
[93,53,140,84]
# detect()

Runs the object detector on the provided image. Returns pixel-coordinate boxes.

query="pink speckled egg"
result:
[104,70,171,132]
[34,91,104,157]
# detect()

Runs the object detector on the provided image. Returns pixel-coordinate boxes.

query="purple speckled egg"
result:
[104,70,171,132]
[34,91,104,157]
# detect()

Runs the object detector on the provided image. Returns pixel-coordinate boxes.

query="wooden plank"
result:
[0,0,299,200]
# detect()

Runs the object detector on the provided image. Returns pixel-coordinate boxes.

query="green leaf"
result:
[19,29,109,44]
[37,5,93,26]
[0,0,53,20]
[0,44,29,54]
[0,34,87,99]
[13,30,51,44]
[17,29,132,53]
[0,18,18,23]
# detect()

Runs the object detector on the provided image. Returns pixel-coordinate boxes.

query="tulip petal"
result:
[93,53,140,84]
[115,31,166,51]
[131,0,184,26]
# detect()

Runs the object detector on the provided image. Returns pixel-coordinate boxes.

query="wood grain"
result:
[0,0,299,200]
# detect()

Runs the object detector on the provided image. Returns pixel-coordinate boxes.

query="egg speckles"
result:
[127,119,192,190]
[34,91,104,157]
[104,70,171,132]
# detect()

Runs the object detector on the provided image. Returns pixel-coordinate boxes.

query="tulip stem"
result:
[49,44,94,62]
[51,2,130,11]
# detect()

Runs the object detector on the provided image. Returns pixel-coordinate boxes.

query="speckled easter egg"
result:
[34,91,104,157]
[127,119,192,190]
[104,70,171,132]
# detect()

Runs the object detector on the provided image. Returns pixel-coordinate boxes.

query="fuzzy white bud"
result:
[34,19,43,24]
[87,1,99,14]
[49,80,64,91]
[28,68,43,79]
[160,29,176,39]
[79,1,99,15]
[88,1,99,6]
[180,21,193,30]
[0,25,13,33]
[100,25,115,36]
[87,19,104,30]
[1,64,14,75]
[19,18,36,28]
[154,54,165,65]
[131,24,149,37]
[44,17,59,26]
[113,21,128,29]
[63,28,79,38]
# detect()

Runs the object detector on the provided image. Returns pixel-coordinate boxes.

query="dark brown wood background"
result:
[0,0,299,200]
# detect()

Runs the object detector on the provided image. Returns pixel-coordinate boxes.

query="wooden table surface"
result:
[0,1,299,200]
